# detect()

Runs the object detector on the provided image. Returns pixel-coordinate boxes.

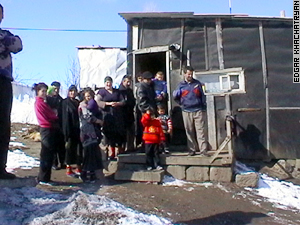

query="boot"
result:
[66,165,75,177]
[0,170,16,179]
[75,165,82,175]
[80,171,88,182]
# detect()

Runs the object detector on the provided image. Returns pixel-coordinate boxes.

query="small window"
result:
[195,68,245,95]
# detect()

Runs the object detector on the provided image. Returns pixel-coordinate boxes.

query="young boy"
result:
[157,104,172,154]
[153,71,168,105]
[141,108,165,171]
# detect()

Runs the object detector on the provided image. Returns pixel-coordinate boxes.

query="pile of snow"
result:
[0,188,171,225]
[235,161,300,211]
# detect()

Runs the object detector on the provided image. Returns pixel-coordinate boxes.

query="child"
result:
[84,87,103,142]
[157,104,172,154]
[33,82,60,185]
[153,71,168,105]
[141,107,165,171]
[78,88,104,183]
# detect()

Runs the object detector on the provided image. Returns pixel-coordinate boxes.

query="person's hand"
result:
[146,109,151,115]
[96,119,103,126]
[111,102,119,107]
[156,95,162,101]
[105,102,113,106]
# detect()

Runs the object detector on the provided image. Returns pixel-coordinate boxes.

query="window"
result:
[195,68,245,95]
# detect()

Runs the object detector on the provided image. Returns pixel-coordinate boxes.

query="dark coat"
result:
[61,97,80,141]
[97,88,126,144]
[47,94,63,126]
[119,83,136,127]
[137,81,157,113]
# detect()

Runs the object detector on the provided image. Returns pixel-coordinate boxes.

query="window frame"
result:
[195,67,245,95]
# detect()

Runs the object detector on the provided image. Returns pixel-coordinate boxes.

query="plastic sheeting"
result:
[78,48,127,89]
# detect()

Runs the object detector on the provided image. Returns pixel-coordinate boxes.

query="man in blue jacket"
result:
[173,66,208,156]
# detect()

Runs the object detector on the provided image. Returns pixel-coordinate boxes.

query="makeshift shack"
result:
[119,12,295,160]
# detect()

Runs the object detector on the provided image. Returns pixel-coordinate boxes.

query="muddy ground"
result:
[8,123,300,224]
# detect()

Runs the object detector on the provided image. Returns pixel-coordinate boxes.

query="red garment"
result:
[35,96,58,128]
[141,113,165,144]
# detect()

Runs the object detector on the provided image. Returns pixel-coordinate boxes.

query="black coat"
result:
[137,81,157,113]
[119,84,136,127]
[61,97,80,141]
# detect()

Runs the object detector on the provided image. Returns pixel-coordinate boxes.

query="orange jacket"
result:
[141,113,165,144]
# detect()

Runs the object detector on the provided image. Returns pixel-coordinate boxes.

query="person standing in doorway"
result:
[137,71,157,114]
[0,4,23,179]
[173,66,208,156]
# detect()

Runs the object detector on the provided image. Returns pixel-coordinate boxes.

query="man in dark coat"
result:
[119,75,136,152]
[137,71,157,114]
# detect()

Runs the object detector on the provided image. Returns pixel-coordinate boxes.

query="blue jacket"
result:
[173,78,206,112]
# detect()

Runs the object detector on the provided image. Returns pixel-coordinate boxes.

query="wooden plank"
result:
[210,136,230,164]
[207,95,217,150]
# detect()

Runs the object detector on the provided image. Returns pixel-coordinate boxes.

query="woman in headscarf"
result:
[95,76,126,160]
[61,85,83,177]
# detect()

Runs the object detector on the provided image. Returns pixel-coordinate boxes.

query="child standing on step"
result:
[157,104,172,154]
[141,107,165,171]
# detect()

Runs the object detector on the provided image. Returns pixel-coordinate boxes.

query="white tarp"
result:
[78,48,127,89]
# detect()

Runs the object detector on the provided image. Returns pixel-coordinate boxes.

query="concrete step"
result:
[114,169,165,183]
[118,152,233,166]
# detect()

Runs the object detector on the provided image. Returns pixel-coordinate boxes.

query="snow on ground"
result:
[0,187,172,225]
[234,161,300,211]
[4,85,300,223]
[6,149,40,172]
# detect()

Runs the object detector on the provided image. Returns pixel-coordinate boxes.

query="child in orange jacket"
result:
[141,108,165,170]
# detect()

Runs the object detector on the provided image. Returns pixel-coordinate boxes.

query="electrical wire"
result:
[2,27,126,32]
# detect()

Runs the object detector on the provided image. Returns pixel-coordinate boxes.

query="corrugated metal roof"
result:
[119,12,292,22]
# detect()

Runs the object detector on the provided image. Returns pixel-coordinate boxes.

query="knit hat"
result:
[47,85,56,95]
[68,85,78,92]
[51,81,61,88]
[141,71,153,79]
[104,76,113,83]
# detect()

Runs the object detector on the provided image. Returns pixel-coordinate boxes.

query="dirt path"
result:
[9,123,300,224]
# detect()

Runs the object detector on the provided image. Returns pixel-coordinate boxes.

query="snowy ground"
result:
[2,146,300,224]
[3,87,299,224]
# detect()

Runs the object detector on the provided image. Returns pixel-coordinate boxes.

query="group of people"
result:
[136,67,209,171]
[0,4,209,182]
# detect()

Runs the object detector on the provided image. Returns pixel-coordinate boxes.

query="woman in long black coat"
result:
[62,85,83,177]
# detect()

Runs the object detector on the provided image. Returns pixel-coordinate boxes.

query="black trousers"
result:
[38,127,59,182]
[145,143,161,169]
[53,128,66,167]
[0,78,12,171]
